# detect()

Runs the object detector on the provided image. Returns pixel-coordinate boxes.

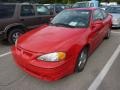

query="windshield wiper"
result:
[50,23,75,28]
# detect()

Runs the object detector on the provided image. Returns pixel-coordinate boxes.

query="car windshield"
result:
[50,10,90,28]
[106,7,120,13]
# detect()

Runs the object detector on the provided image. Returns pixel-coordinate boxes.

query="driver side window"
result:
[93,9,104,21]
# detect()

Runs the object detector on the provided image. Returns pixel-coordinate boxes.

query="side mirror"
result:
[91,20,103,30]
[94,20,103,24]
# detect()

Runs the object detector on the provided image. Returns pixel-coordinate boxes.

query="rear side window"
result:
[36,5,50,15]
[21,5,35,16]
[93,9,104,21]
[0,5,15,19]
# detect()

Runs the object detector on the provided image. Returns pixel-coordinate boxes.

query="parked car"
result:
[12,8,112,81]
[106,6,120,28]
[72,1,99,8]
[65,4,72,8]
[44,4,66,15]
[0,3,54,44]
[100,5,108,10]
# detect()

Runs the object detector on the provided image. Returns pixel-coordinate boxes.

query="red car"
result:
[12,8,112,81]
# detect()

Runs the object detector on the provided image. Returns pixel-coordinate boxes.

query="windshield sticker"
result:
[80,12,89,14]
[69,22,77,26]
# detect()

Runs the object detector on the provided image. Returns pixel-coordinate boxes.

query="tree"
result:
[0,0,119,4]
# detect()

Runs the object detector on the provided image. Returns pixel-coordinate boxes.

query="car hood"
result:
[110,13,120,19]
[18,26,86,53]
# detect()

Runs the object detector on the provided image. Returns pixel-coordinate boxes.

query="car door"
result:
[35,5,53,24]
[90,9,104,51]
[100,9,110,37]
[19,4,39,29]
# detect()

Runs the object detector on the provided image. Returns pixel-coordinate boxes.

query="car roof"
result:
[0,3,41,5]
[66,7,97,11]
[75,1,91,3]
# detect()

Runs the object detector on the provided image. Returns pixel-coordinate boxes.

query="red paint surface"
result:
[11,8,112,81]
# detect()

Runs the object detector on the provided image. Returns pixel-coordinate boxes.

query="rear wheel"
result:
[8,28,24,44]
[75,47,88,72]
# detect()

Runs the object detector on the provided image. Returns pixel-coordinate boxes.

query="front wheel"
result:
[75,47,88,72]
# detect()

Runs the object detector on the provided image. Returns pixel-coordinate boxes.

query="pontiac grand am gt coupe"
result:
[12,8,112,81]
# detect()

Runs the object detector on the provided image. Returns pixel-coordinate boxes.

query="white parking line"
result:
[88,44,120,90]
[0,52,11,58]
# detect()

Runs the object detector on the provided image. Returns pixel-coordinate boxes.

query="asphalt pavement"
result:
[0,29,120,90]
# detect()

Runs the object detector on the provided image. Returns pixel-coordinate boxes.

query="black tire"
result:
[75,47,88,72]
[105,29,111,39]
[8,28,24,44]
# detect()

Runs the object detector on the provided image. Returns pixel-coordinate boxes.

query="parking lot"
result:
[0,29,120,90]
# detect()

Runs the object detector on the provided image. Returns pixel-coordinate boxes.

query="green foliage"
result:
[0,0,120,4]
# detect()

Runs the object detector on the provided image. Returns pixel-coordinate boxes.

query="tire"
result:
[105,29,111,39]
[75,47,88,72]
[8,28,24,44]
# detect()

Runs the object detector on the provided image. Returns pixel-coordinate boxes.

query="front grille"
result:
[16,47,33,59]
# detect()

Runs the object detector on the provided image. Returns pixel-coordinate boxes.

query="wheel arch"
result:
[4,23,26,38]
[74,43,90,72]
[78,43,90,56]
[83,44,90,54]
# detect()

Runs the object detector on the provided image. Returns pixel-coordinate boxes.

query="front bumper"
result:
[11,46,73,81]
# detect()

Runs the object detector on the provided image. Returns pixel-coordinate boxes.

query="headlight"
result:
[37,52,66,62]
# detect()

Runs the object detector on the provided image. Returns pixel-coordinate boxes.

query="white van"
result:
[73,1,99,8]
